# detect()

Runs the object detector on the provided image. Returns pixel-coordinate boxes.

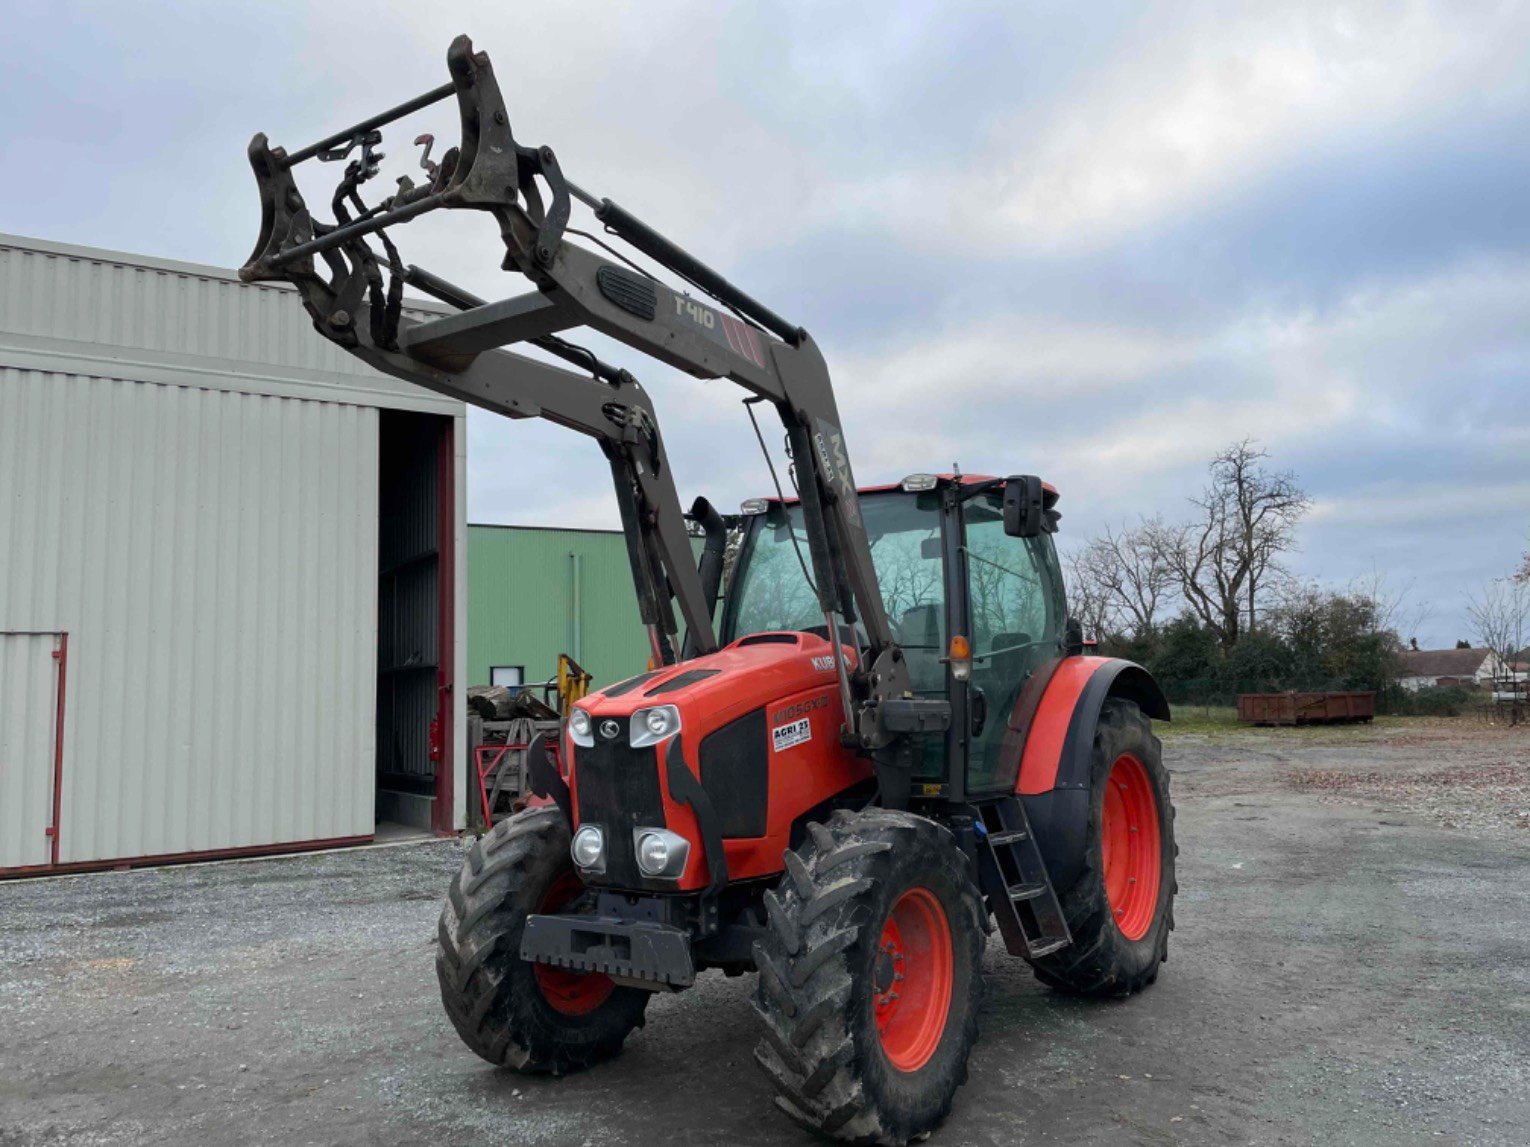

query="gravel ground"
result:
[1,721,1527,1146]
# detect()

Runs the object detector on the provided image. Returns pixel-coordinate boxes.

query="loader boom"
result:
[240,33,939,760]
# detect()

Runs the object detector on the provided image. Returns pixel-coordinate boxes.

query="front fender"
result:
[1016,657,1169,795]
[1013,657,1169,892]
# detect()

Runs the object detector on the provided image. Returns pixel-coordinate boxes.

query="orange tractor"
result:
[241,36,1177,1144]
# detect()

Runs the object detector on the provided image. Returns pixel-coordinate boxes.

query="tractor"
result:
[240,35,1177,1144]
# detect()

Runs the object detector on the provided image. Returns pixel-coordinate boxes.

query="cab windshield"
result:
[723,491,945,649]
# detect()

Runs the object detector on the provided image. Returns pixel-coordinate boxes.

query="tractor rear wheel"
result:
[1029,697,1177,996]
[751,809,986,1145]
[435,807,649,1073]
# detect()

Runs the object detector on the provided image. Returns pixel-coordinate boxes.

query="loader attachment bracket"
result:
[239,34,572,348]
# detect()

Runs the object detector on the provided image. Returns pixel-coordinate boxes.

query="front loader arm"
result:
[240,33,939,761]
[368,320,712,666]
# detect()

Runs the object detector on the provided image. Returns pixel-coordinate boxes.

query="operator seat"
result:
[898,604,946,696]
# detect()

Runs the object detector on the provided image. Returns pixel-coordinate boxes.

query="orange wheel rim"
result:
[873,886,954,1072]
[1101,753,1162,942]
[532,871,615,1017]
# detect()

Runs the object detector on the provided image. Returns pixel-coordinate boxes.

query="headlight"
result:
[633,828,690,878]
[637,832,670,875]
[629,705,681,748]
[570,824,605,872]
[568,707,594,748]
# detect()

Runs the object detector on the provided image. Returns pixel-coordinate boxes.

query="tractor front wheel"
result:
[1029,697,1177,996]
[751,809,986,1145]
[435,807,650,1073]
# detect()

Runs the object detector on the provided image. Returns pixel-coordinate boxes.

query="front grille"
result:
[699,708,769,837]
[573,727,666,887]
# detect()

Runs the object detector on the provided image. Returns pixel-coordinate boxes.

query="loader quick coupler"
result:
[241,35,572,353]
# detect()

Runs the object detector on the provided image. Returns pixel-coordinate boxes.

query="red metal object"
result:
[49,633,67,866]
[474,742,527,827]
[874,886,954,1072]
[766,474,1058,505]
[0,833,375,881]
[1101,752,1161,942]
[1015,656,1111,795]
[1236,691,1376,726]
[427,713,443,763]
[567,632,870,890]
[433,416,456,836]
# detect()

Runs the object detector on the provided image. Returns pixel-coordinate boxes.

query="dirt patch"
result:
[3,723,1529,1146]
[1284,757,1530,840]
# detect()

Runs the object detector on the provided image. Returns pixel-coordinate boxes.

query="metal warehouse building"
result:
[0,234,467,876]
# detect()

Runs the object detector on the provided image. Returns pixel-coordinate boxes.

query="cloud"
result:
[1311,480,1530,530]
[2,0,1526,648]
[968,3,1530,251]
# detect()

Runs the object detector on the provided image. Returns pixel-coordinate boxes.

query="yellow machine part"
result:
[555,653,592,717]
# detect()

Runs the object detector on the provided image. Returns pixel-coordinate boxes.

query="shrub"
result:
[1382,684,1474,717]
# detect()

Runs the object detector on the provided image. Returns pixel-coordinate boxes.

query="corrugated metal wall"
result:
[465,526,660,690]
[0,633,62,869]
[0,233,473,858]
[0,239,415,384]
[0,367,379,863]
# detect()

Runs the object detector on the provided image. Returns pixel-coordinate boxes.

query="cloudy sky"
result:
[3,1,1527,646]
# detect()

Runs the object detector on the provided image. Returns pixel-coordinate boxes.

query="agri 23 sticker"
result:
[771,717,812,753]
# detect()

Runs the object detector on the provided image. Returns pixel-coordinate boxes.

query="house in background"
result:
[1397,647,1528,691]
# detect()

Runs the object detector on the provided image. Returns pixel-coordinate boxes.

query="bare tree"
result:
[1071,520,1176,639]
[1350,566,1432,649]
[1064,550,1115,642]
[1467,578,1529,688]
[1149,441,1310,648]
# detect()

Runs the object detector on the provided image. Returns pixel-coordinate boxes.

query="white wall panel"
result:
[0,633,61,869]
[0,233,455,416]
[0,368,378,863]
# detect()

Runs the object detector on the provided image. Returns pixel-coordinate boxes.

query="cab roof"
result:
[760,473,1058,506]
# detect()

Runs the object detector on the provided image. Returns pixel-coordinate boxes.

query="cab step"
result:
[987,828,1029,846]
[975,797,1072,960]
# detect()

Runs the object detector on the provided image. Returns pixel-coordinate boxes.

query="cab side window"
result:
[963,495,1063,791]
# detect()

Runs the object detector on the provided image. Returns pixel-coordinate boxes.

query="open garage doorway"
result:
[376,410,455,835]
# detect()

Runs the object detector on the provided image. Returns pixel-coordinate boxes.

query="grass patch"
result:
[1156,706,1467,740]
[1156,706,1241,737]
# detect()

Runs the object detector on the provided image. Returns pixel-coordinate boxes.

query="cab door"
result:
[958,494,1066,794]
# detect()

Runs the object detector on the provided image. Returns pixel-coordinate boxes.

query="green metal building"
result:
[466,525,657,692]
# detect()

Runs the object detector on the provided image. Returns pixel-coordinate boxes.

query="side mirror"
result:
[1003,475,1045,537]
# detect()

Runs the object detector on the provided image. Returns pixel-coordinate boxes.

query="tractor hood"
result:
[581,631,857,733]
[563,631,867,893]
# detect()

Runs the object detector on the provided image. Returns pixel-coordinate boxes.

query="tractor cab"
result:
[723,473,1067,797]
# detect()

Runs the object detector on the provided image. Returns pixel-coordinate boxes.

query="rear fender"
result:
[1015,657,1169,891]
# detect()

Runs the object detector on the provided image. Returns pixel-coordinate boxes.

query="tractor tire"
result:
[435,806,649,1074]
[751,809,986,1146]
[1029,697,1177,997]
